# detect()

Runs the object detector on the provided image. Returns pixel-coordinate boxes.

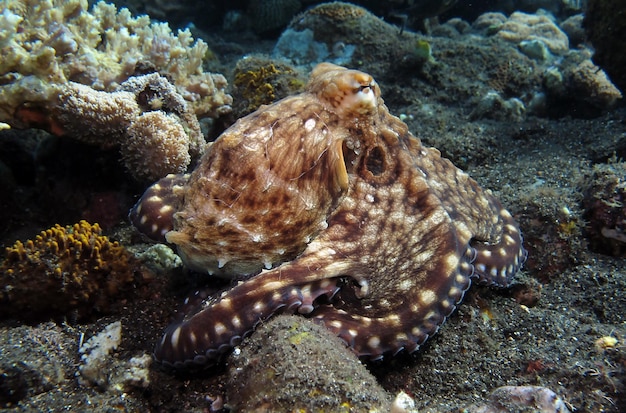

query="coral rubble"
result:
[0,0,232,181]
[0,221,144,321]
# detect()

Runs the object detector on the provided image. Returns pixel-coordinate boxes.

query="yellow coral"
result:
[232,59,305,116]
[234,63,281,110]
[0,220,142,321]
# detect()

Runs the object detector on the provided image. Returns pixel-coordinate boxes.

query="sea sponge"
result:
[0,221,144,321]
[0,0,232,181]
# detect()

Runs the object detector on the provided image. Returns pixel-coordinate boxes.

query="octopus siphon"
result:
[130,63,527,370]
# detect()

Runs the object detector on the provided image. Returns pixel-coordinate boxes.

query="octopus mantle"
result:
[130,63,527,370]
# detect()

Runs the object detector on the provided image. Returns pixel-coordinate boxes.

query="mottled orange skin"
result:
[130,63,526,369]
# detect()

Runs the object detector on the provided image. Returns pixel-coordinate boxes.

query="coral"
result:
[302,1,368,22]
[585,0,626,93]
[231,57,305,117]
[495,11,569,55]
[472,12,508,34]
[470,91,526,122]
[568,59,622,108]
[582,162,626,257]
[247,0,301,35]
[277,2,430,78]
[0,0,231,118]
[0,221,143,321]
[50,73,204,180]
[560,14,585,47]
[543,49,622,116]
[0,0,232,181]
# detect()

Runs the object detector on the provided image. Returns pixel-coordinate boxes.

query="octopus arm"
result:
[412,148,527,287]
[309,210,475,359]
[153,248,352,369]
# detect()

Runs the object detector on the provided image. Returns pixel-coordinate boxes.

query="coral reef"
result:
[0,221,144,321]
[585,0,626,94]
[247,0,302,35]
[231,56,305,117]
[476,11,569,56]
[542,50,622,116]
[0,0,232,180]
[50,73,204,181]
[275,2,431,78]
[583,162,626,257]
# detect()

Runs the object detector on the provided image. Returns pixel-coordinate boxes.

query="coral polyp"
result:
[0,220,142,321]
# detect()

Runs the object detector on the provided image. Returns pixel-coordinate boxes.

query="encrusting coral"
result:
[0,0,232,181]
[231,57,305,117]
[0,221,144,321]
[475,11,570,56]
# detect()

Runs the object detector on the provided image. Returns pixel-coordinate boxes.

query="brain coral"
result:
[247,0,302,35]
[0,221,144,321]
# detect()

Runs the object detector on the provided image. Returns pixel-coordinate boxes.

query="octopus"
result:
[130,63,527,370]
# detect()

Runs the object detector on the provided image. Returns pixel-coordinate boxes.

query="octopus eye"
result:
[365,146,386,176]
[340,80,378,116]
[354,84,374,94]
[308,64,380,117]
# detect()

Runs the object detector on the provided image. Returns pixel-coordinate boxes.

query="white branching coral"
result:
[0,0,232,180]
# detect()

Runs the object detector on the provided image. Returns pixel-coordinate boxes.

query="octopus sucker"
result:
[132,63,527,370]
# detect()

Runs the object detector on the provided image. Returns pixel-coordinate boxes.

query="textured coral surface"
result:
[0,0,232,180]
[0,221,142,321]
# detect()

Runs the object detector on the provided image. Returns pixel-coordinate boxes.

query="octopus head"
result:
[308,63,380,118]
